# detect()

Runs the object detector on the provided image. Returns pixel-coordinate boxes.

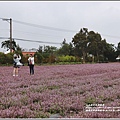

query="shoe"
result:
[16,75,18,76]
[13,75,15,76]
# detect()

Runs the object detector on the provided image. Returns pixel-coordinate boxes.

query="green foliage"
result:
[58,55,76,62]
[6,53,14,64]
[35,111,49,118]
[0,52,6,64]
[35,52,44,64]
[57,39,74,56]
[103,43,116,62]
[47,104,64,116]
[1,39,17,51]
[0,27,119,65]
[44,45,57,54]
[72,28,88,63]
[85,97,97,104]
[48,54,56,63]
[72,28,117,63]
[0,52,14,65]
[47,85,60,90]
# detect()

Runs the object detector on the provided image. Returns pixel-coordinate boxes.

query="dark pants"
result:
[29,65,34,75]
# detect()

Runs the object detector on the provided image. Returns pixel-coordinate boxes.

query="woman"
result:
[28,54,34,75]
[13,54,23,76]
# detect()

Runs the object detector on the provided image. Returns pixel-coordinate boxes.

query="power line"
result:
[0,37,9,39]
[13,20,76,33]
[0,34,119,45]
[14,38,61,44]
[12,20,120,39]
[12,30,71,38]
[1,27,120,40]
[0,36,61,45]
[101,34,120,39]
[1,19,120,41]
[1,19,120,39]
[0,28,72,40]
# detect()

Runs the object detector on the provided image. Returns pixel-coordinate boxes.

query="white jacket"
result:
[13,55,21,63]
[13,55,23,66]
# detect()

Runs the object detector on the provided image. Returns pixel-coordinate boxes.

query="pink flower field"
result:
[0,63,120,118]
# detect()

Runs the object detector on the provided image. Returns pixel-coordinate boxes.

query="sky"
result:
[0,1,120,52]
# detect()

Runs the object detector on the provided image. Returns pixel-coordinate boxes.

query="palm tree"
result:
[1,39,17,51]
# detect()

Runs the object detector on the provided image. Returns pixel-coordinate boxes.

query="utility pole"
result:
[10,18,12,53]
[1,18,12,52]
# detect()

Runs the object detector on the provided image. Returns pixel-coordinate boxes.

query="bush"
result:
[58,55,76,62]
[0,52,14,65]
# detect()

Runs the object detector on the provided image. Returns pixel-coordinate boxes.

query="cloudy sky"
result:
[0,1,120,52]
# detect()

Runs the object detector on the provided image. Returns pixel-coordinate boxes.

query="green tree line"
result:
[0,28,120,65]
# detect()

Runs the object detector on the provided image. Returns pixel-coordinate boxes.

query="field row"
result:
[0,63,120,118]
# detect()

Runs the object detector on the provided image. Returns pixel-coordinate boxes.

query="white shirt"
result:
[28,57,34,65]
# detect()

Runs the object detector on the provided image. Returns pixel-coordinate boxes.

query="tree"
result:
[41,45,57,63]
[72,28,88,63]
[1,39,17,51]
[58,39,74,56]
[16,44,22,51]
[116,42,120,57]
[35,45,43,64]
[35,52,44,64]
[87,31,103,62]
[43,45,57,54]
[103,43,116,62]
[37,45,43,53]
[69,42,74,56]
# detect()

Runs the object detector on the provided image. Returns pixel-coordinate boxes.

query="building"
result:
[22,51,36,56]
[22,48,37,56]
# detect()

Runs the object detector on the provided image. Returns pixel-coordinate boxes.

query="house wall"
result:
[22,52,35,56]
